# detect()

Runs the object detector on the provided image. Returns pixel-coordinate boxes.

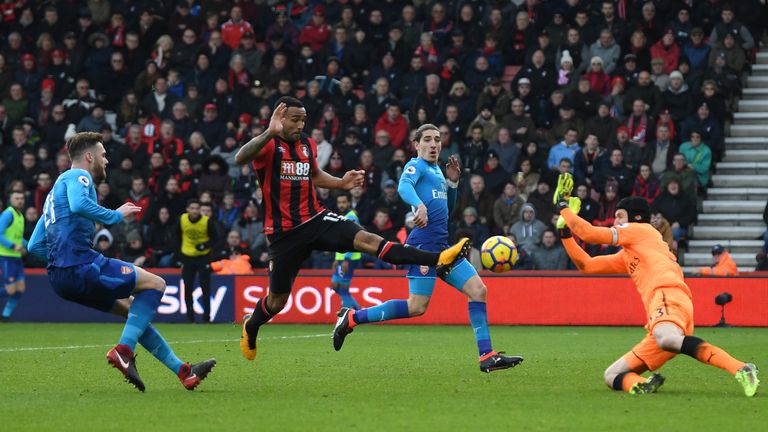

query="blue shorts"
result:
[331,260,359,285]
[406,243,478,297]
[49,254,137,312]
[0,256,25,285]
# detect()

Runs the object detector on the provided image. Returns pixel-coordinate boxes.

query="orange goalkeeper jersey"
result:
[561,208,691,308]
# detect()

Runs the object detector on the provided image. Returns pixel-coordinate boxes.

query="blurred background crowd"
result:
[0,0,766,271]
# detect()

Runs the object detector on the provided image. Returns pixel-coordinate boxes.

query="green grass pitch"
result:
[0,324,765,431]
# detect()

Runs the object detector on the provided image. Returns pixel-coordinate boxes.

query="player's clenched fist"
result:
[341,169,365,190]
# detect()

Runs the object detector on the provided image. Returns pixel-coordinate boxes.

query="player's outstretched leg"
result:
[679,334,760,397]
[354,231,471,277]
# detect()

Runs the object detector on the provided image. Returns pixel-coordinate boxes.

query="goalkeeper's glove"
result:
[555,196,581,239]
[553,172,575,210]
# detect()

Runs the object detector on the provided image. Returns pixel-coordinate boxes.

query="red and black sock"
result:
[376,241,439,266]
[246,297,277,333]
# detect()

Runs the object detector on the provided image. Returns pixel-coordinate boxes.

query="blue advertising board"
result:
[10,274,235,323]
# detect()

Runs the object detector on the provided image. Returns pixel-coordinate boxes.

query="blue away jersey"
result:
[28,169,124,267]
[397,158,457,246]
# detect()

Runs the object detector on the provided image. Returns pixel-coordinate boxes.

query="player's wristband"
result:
[446,179,459,188]
[558,227,572,239]
[556,198,569,211]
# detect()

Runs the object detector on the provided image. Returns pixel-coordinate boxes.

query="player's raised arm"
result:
[235,103,286,165]
[553,173,615,245]
[445,155,460,213]
[27,216,48,262]
[561,236,625,274]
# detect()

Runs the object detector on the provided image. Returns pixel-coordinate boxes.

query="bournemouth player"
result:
[0,191,27,321]
[333,124,523,372]
[329,192,361,310]
[554,173,759,396]
[28,132,216,392]
[236,99,470,361]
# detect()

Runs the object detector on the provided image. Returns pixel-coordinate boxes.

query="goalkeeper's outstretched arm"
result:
[560,208,616,245]
[562,237,625,274]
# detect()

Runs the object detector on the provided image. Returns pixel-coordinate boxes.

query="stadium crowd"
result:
[0,0,766,271]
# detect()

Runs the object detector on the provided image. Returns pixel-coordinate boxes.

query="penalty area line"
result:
[0,333,332,353]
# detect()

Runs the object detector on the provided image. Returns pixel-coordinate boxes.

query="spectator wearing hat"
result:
[526,28,557,68]
[28,79,56,127]
[374,101,408,149]
[588,29,621,75]
[709,5,755,51]
[660,71,694,125]
[299,5,331,52]
[683,27,711,71]
[584,56,611,96]
[475,77,513,120]
[376,25,409,70]
[481,150,508,196]
[544,8,569,48]
[622,71,662,117]
[699,244,739,276]
[556,50,576,90]
[653,178,697,243]
[15,53,42,97]
[681,102,724,162]
[616,52,642,88]
[679,129,712,189]
[649,29,681,74]
[197,103,226,146]
[704,47,742,103]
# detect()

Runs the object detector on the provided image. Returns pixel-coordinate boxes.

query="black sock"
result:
[376,241,439,266]
[246,297,277,333]
[612,372,628,391]
[680,336,705,358]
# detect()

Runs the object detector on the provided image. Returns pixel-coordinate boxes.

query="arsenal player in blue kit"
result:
[237,98,471,361]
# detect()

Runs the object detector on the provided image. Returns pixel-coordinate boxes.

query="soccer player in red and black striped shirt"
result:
[236,97,471,361]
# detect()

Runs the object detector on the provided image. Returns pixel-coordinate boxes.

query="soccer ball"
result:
[480,236,519,273]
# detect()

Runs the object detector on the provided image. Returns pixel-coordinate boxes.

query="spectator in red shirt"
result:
[299,5,331,53]
[649,29,681,74]
[221,6,254,50]
[148,120,184,165]
[375,102,409,148]
[126,176,152,223]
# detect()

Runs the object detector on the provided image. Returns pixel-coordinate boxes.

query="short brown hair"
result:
[66,132,103,160]
[413,123,439,142]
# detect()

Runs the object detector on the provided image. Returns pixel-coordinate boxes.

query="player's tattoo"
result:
[235,130,274,165]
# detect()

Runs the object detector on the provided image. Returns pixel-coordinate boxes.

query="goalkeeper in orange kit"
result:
[553,173,760,396]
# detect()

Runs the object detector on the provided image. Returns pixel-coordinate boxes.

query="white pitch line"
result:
[0,333,331,353]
